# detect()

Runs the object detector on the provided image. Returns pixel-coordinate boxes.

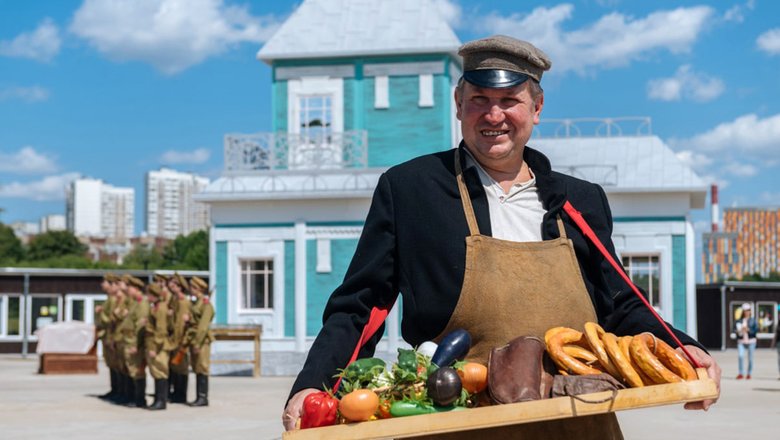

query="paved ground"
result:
[1,349,778,439]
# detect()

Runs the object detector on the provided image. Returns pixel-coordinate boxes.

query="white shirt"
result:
[463,150,547,242]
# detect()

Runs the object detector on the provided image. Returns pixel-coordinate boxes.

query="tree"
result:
[162,230,209,270]
[26,230,88,261]
[123,243,165,270]
[0,223,24,264]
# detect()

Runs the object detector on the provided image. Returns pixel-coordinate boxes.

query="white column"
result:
[295,221,308,352]
[387,300,400,353]
[685,217,698,339]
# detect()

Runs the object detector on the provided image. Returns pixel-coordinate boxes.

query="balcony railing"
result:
[224,130,368,174]
[534,117,652,138]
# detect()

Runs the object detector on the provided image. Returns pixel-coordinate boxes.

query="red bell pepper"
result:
[300,391,339,429]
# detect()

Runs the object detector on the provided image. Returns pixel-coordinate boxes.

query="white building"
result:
[145,168,210,239]
[39,214,66,233]
[66,178,134,240]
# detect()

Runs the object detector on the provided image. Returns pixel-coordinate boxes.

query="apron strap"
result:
[454,148,481,236]
[556,216,567,239]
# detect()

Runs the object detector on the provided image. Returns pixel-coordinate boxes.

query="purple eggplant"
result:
[426,367,463,406]
[431,328,471,368]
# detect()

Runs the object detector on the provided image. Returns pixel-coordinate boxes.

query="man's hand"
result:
[677,345,720,411]
[148,350,156,358]
[282,388,319,431]
[128,346,137,355]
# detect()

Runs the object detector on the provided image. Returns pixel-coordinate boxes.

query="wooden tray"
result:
[283,368,717,439]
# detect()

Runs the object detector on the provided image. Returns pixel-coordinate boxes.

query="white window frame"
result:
[287,76,344,169]
[621,254,662,309]
[26,294,62,340]
[238,258,275,312]
[755,300,777,339]
[374,75,389,109]
[0,294,24,340]
[65,293,107,324]
[418,74,434,107]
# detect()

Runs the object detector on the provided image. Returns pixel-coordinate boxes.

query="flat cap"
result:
[459,35,551,88]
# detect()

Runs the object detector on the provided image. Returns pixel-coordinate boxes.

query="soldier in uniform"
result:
[168,273,192,403]
[117,275,150,408]
[112,275,132,404]
[145,282,174,410]
[186,276,214,407]
[96,273,120,401]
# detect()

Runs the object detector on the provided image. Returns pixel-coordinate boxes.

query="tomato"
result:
[339,389,380,422]
[377,398,393,419]
[457,362,488,394]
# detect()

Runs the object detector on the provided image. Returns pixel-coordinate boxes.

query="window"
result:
[418,74,434,107]
[241,259,274,310]
[71,299,85,322]
[299,95,332,144]
[30,296,60,334]
[0,295,22,337]
[622,255,661,308]
[374,75,389,109]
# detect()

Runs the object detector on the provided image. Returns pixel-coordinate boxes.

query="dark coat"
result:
[289,143,702,399]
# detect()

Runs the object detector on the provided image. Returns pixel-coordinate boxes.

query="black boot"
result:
[167,373,175,402]
[171,373,188,403]
[148,379,167,410]
[114,374,131,405]
[189,374,208,407]
[127,378,147,408]
[98,369,118,401]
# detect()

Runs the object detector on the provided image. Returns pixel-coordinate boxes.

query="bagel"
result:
[546,328,602,375]
[602,332,643,387]
[583,322,622,379]
[544,327,569,345]
[562,345,598,364]
[619,336,655,385]
[629,333,695,384]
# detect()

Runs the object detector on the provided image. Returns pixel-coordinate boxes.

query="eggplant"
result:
[426,366,463,406]
[431,328,471,368]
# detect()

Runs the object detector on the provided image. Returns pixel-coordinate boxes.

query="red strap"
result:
[563,201,702,369]
[332,304,393,393]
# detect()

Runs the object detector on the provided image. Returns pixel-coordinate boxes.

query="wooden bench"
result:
[212,326,263,377]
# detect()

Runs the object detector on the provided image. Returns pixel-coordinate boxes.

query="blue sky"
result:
[1,0,779,246]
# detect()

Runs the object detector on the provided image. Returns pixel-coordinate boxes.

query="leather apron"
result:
[419,149,623,439]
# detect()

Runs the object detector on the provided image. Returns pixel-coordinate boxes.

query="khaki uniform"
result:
[169,296,192,375]
[187,297,215,375]
[112,295,131,375]
[118,296,150,379]
[97,294,118,370]
[146,295,173,379]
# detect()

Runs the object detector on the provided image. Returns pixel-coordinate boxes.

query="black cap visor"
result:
[462,69,531,88]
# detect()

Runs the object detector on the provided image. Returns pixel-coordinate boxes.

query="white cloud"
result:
[0,172,80,201]
[0,86,50,103]
[759,191,780,204]
[473,5,714,75]
[647,65,724,102]
[0,147,58,174]
[160,148,211,164]
[69,0,282,75]
[675,150,713,171]
[722,0,754,23]
[757,28,780,55]
[684,113,780,157]
[432,0,462,28]
[0,18,61,62]
[722,162,758,177]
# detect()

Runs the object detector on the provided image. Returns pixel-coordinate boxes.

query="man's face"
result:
[455,81,543,168]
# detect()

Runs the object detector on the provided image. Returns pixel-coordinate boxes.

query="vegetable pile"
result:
[301,328,488,428]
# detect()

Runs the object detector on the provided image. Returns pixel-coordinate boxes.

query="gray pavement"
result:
[0,349,778,439]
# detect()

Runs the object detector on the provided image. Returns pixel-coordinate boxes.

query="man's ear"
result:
[533,94,544,125]
[454,88,463,121]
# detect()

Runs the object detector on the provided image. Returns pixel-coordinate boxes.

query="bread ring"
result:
[619,336,655,385]
[602,332,643,387]
[546,328,602,375]
[544,327,569,345]
[562,345,598,364]
[629,333,695,384]
[583,322,622,379]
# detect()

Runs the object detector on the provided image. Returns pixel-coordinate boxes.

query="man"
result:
[96,273,120,402]
[111,276,132,405]
[735,303,758,379]
[185,276,215,407]
[145,282,174,410]
[282,35,721,436]
[117,275,150,408]
[168,273,192,403]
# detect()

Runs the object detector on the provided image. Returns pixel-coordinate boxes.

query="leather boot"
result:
[114,374,131,405]
[127,378,147,408]
[171,373,188,403]
[189,374,208,407]
[98,369,118,401]
[167,373,175,402]
[148,379,167,410]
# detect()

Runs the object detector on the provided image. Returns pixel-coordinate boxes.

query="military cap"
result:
[190,276,208,291]
[104,273,119,282]
[147,283,162,296]
[126,276,145,290]
[153,273,168,283]
[459,35,551,88]
[171,273,189,290]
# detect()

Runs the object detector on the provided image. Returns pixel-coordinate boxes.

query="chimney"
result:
[710,184,719,232]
